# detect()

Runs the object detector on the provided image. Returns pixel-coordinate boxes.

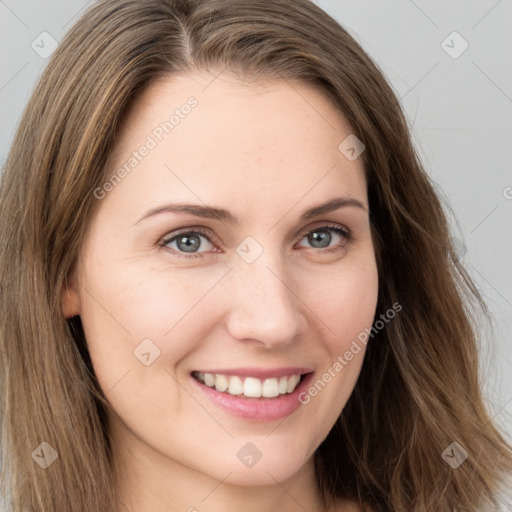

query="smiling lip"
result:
[190,370,314,422]
[191,367,314,379]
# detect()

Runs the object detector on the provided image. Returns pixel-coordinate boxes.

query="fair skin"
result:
[62,70,378,512]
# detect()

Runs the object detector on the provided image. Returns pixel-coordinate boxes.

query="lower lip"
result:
[191,372,314,422]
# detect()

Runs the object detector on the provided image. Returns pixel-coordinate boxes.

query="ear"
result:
[61,265,81,318]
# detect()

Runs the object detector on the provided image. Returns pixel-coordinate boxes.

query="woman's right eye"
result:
[158,229,216,259]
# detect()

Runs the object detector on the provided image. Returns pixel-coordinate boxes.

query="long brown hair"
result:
[1,1,511,511]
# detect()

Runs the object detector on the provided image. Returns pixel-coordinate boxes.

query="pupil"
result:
[178,234,200,253]
[310,231,331,248]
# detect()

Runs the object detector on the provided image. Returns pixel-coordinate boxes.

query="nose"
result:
[224,251,302,349]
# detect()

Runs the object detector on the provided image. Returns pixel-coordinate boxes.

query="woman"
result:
[0,1,511,511]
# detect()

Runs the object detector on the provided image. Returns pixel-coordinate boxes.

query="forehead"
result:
[102,71,368,217]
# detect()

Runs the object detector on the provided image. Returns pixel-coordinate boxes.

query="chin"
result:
[207,445,311,486]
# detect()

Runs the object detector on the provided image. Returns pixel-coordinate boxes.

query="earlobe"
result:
[61,269,81,318]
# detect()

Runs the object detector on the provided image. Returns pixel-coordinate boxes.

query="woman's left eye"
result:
[158,225,351,259]
[297,225,351,252]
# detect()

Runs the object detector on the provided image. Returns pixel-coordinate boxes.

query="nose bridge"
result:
[225,245,300,346]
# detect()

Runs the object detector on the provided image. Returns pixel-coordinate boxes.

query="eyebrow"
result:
[133,196,368,226]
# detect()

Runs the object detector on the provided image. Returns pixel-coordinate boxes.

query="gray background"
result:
[1,0,511,507]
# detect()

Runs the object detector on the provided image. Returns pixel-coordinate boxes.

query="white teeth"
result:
[278,376,288,394]
[262,378,279,397]
[243,377,261,397]
[214,374,228,392]
[228,376,243,395]
[204,373,215,387]
[194,372,303,398]
[286,374,300,393]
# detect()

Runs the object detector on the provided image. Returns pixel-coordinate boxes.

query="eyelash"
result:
[157,224,352,260]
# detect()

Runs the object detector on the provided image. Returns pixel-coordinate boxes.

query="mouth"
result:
[190,369,315,421]
[191,370,309,399]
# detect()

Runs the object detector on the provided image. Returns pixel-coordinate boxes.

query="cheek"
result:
[296,258,378,419]
[77,262,228,383]
[111,265,230,342]
[307,258,379,346]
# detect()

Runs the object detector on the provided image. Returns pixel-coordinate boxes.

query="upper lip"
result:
[192,367,314,380]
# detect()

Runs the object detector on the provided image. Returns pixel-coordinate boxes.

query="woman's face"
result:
[63,71,378,490]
